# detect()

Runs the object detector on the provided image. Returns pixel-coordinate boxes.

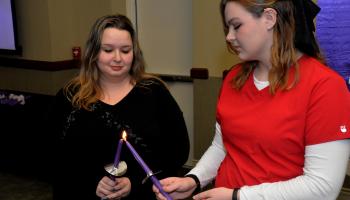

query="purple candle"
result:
[113,132,124,167]
[123,136,173,200]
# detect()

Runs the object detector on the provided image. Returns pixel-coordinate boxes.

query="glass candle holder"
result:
[104,161,127,179]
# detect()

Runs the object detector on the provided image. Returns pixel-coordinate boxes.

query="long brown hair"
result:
[64,14,161,110]
[220,0,325,94]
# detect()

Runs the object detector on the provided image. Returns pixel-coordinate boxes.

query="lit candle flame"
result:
[122,130,127,140]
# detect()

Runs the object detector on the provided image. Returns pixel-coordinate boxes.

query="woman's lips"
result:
[110,65,123,70]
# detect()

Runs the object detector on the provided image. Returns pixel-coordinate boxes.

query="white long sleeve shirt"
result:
[188,122,350,200]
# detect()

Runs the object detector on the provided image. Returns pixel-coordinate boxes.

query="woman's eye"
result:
[121,47,132,53]
[234,24,241,30]
[121,50,131,54]
[102,48,113,53]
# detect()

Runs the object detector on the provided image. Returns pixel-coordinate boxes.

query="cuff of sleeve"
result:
[232,188,240,200]
[184,174,201,195]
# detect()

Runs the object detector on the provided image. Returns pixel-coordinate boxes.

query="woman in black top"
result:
[51,14,189,200]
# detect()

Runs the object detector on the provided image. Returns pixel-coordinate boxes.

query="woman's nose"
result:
[226,28,236,43]
[113,50,121,62]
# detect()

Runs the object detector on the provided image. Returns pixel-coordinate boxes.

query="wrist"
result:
[184,174,201,194]
[232,188,240,200]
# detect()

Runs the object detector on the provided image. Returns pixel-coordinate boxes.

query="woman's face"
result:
[224,1,272,61]
[97,27,134,81]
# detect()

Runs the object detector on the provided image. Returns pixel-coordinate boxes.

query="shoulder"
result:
[227,63,243,75]
[296,56,350,115]
[222,63,243,84]
[136,77,169,93]
[55,88,69,103]
[135,77,179,106]
[298,56,347,91]
[53,88,75,110]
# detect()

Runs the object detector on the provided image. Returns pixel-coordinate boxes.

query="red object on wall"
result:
[72,46,81,60]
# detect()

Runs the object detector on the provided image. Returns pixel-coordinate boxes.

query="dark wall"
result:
[0,89,54,181]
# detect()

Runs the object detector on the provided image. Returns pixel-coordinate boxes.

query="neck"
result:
[254,61,270,82]
[254,51,304,82]
[99,75,134,105]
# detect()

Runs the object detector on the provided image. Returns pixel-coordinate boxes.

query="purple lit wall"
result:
[316,0,350,89]
[0,0,16,50]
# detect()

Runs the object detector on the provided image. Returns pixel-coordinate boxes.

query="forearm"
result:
[239,140,350,200]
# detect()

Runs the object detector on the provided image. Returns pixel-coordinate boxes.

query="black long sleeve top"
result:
[51,79,190,200]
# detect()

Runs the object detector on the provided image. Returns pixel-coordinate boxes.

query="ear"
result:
[262,8,277,30]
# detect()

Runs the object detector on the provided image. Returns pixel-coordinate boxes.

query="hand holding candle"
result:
[122,131,173,200]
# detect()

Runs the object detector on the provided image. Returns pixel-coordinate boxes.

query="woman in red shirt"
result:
[154,0,350,200]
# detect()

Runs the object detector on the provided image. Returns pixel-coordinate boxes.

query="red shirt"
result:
[215,55,350,188]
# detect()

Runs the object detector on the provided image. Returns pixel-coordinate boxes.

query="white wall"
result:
[135,0,192,76]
